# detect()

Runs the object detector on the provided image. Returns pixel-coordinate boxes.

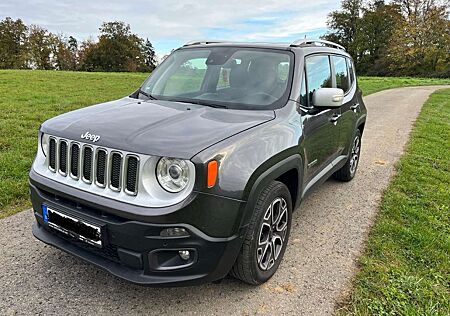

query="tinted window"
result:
[332,56,349,92]
[305,55,332,104]
[300,69,307,106]
[348,58,355,85]
[164,58,207,95]
[141,48,294,110]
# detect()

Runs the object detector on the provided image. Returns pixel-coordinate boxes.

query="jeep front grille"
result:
[95,149,107,187]
[49,138,57,171]
[58,140,68,175]
[125,156,139,195]
[47,137,140,196]
[110,152,122,191]
[82,146,93,183]
[70,143,80,179]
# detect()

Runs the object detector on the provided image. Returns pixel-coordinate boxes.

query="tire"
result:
[230,181,292,285]
[334,129,362,182]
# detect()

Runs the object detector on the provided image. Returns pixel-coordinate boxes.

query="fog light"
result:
[160,227,189,237]
[178,250,190,260]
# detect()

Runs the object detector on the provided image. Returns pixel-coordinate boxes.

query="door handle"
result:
[350,103,359,112]
[330,114,342,124]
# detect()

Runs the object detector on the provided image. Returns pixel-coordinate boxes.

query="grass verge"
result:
[339,89,450,315]
[358,76,450,95]
[0,70,449,218]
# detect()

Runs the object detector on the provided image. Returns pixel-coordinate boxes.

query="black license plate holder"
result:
[44,206,103,248]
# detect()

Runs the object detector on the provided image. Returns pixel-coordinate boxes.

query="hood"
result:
[41,97,275,159]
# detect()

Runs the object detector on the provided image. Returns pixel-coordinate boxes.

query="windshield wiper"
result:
[173,98,228,109]
[138,88,158,100]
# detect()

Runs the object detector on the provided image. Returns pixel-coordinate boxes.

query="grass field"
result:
[0,70,148,217]
[339,89,450,315]
[0,70,449,218]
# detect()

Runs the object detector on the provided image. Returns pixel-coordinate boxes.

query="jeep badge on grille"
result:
[81,131,101,143]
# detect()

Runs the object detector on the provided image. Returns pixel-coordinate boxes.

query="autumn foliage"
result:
[0,20,156,72]
[323,0,450,77]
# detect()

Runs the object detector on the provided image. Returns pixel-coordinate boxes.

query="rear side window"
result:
[331,56,349,92]
[348,58,355,85]
[305,55,332,104]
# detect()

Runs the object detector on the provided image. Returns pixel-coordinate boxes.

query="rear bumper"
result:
[29,171,246,286]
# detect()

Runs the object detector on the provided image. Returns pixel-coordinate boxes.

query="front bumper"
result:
[29,171,246,286]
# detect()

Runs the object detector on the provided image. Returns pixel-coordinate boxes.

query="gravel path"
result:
[1,86,448,316]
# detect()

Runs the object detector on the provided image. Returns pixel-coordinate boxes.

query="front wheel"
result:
[230,181,292,285]
[334,130,362,181]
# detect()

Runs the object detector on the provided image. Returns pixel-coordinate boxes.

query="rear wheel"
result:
[334,130,362,181]
[230,181,292,285]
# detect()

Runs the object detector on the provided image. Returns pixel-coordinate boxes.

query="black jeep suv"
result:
[30,39,367,286]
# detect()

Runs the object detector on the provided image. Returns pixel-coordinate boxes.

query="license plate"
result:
[42,205,102,247]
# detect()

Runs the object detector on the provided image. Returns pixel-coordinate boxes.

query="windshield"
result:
[140,47,294,110]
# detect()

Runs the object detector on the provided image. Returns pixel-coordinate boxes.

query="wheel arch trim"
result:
[239,154,303,230]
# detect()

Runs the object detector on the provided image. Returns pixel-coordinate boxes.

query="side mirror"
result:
[313,88,344,108]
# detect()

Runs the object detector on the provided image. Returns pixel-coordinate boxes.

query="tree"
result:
[82,21,149,72]
[322,0,365,69]
[67,36,79,69]
[0,17,28,69]
[49,34,78,70]
[78,38,97,71]
[68,36,78,53]
[323,0,449,76]
[27,25,53,70]
[0,18,155,72]
[359,1,402,75]
[143,38,157,71]
[386,0,450,76]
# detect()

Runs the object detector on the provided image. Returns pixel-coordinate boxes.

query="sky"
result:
[0,0,340,56]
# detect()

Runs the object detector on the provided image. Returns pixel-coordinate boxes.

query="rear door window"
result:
[331,56,349,92]
[347,58,355,86]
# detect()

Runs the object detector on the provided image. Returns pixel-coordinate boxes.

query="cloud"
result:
[0,0,339,54]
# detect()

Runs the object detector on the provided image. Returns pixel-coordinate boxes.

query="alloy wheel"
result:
[256,197,289,271]
[349,135,360,175]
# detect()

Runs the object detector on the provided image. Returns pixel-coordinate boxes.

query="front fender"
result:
[238,154,303,230]
[191,111,301,201]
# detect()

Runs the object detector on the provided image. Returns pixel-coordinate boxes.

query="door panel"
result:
[332,56,358,155]
[339,94,357,154]
[302,55,341,183]
[302,108,341,183]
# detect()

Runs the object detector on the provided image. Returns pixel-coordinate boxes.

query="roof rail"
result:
[290,39,345,51]
[183,40,230,47]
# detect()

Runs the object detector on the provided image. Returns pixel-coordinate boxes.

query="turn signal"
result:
[207,160,218,188]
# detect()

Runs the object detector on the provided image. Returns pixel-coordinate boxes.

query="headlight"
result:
[41,133,49,157]
[156,157,190,193]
